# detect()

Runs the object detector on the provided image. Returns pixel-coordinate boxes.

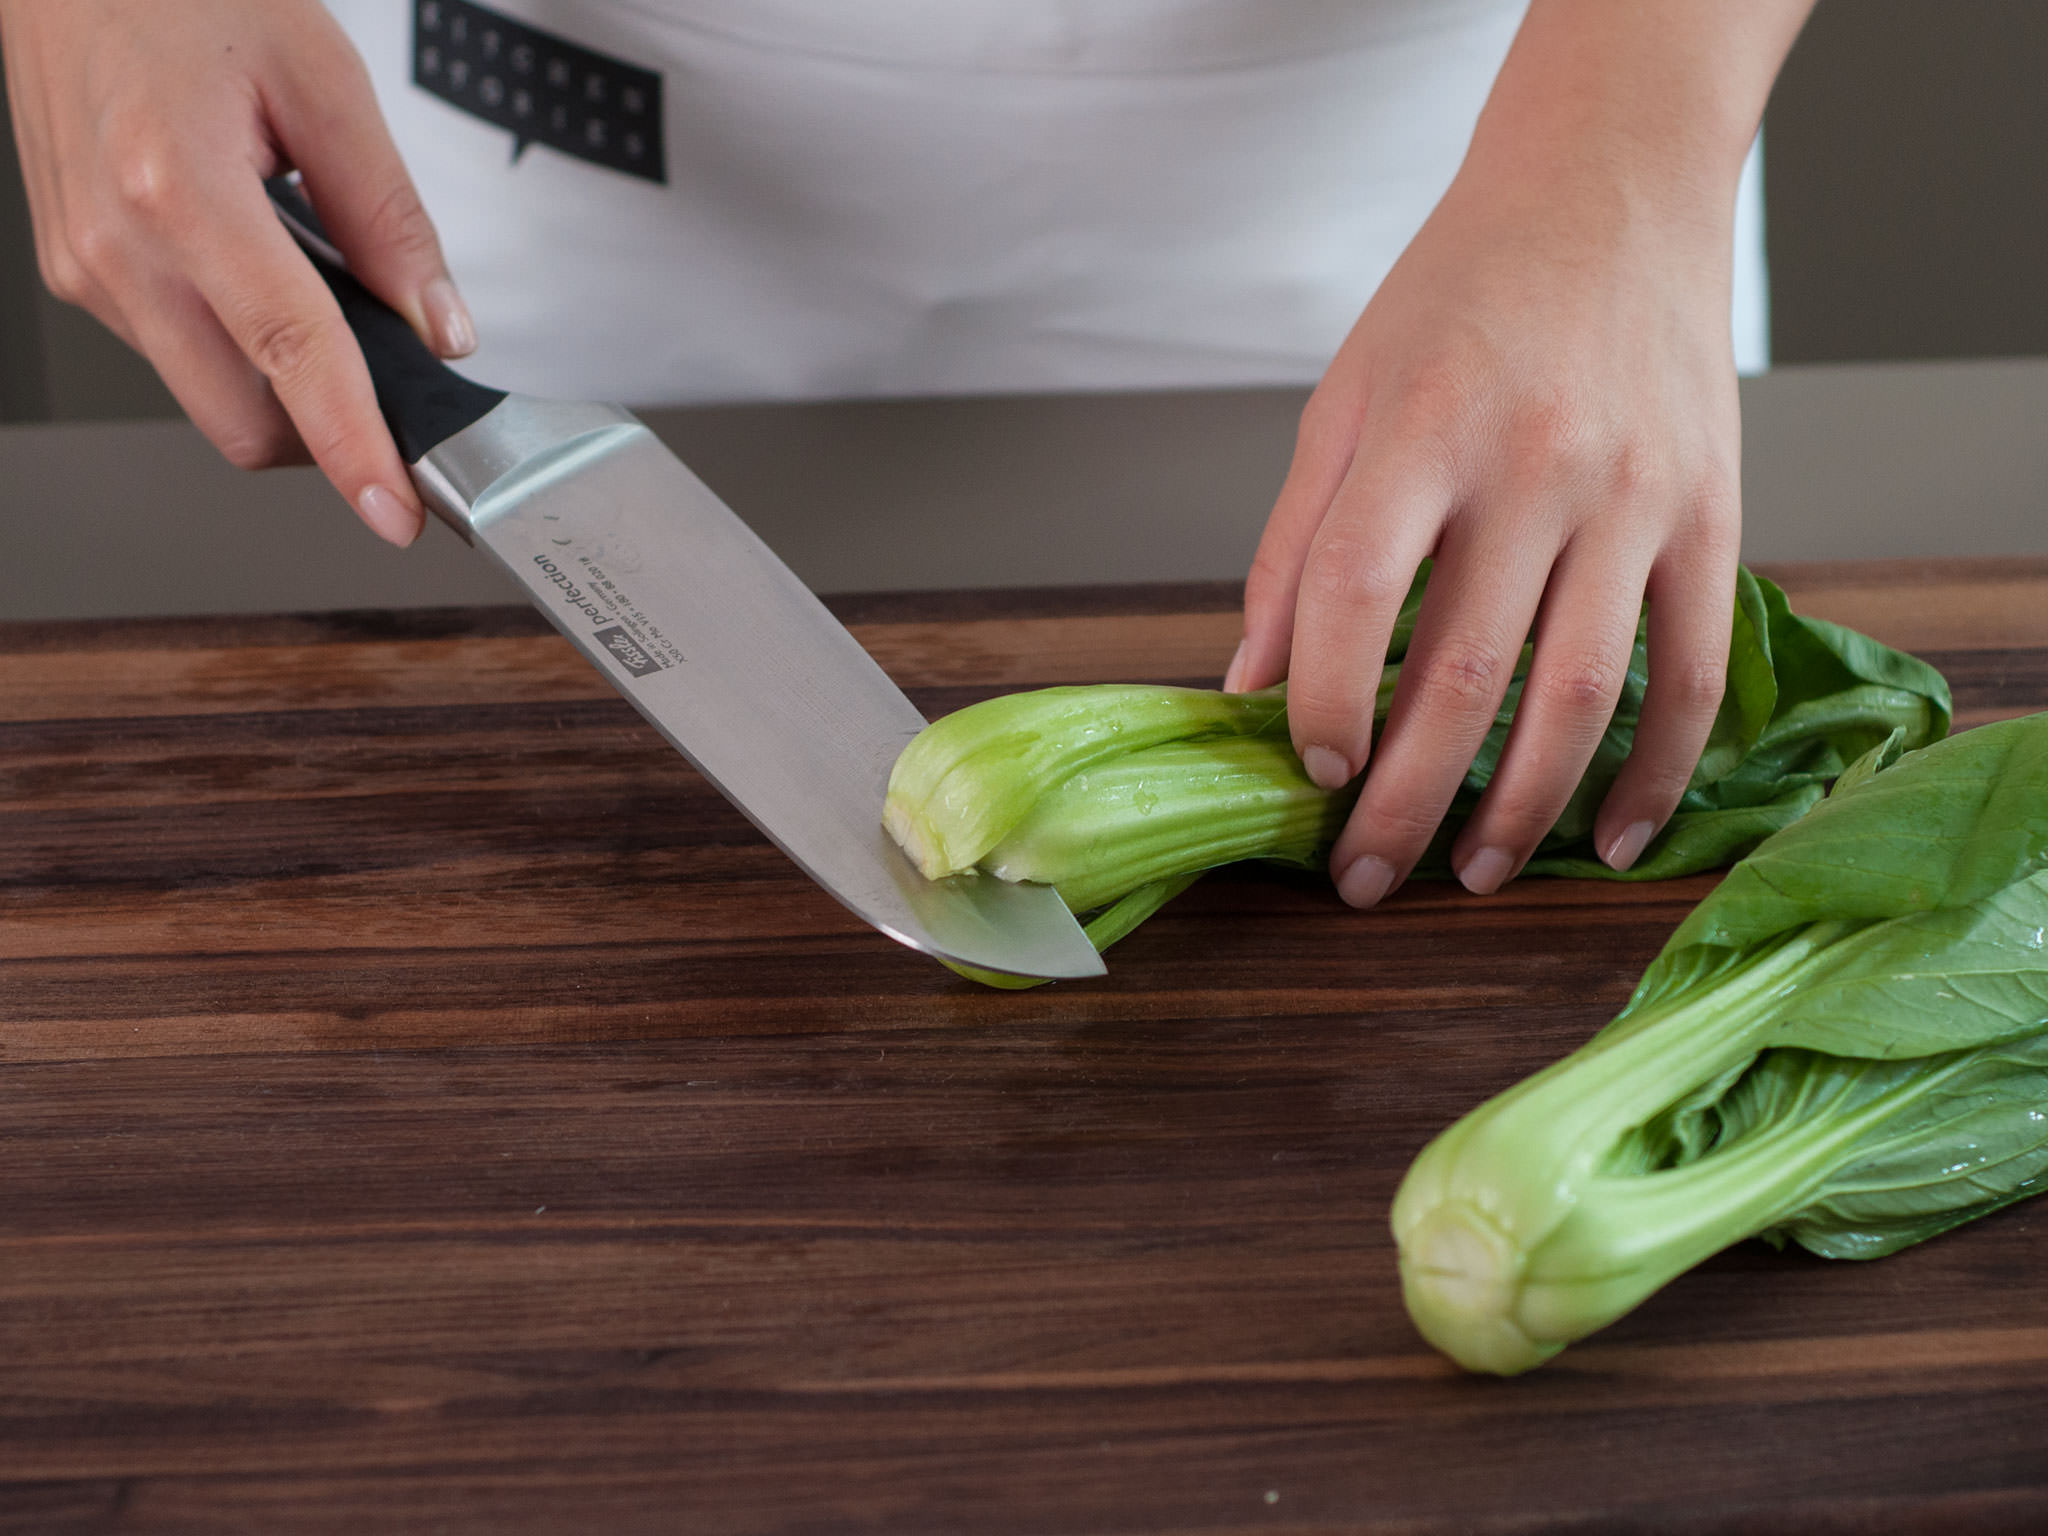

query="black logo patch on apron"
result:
[413,0,666,185]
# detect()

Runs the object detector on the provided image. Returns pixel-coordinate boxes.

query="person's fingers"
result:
[9,85,96,319]
[1593,521,1737,871]
[33,242,136,349]
[1281,438,1454,795]
[24,109,314,472]
[4,0,445,545]
[1229,391,1364,693]
[86,269,314,472]
[118,265,313,469]
[268,20,475,359]
[1325,512,1550,908]
[160,167,426,545]
[1447,535,1652,892]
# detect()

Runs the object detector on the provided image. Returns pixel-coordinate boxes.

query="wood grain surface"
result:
[4,558,2047,1534]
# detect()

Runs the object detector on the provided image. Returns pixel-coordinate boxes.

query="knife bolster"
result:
[411,396,645,540]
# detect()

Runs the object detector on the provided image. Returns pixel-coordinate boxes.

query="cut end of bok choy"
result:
[1394,713,2048,1374]
[1397,1203,1559,1376]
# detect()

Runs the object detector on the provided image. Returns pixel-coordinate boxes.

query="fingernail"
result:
[1301,745,1353,790]
[1458,845,1515,896]
[1222,639,1250,694]
[358,483,423,547]
[1337,854,1397,910]
[1604,819,1657,872]
[422,275,477,358]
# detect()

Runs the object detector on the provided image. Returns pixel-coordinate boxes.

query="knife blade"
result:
[267,179,1103,981]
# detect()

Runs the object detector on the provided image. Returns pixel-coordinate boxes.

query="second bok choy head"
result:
[1395,711,2048,1375]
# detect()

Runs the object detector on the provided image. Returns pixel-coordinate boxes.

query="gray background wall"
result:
[1765,0,2048,364]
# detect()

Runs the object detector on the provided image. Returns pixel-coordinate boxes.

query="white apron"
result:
[327,1,1768,405]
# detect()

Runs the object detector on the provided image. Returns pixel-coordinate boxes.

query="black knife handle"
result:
[264,177,506,465]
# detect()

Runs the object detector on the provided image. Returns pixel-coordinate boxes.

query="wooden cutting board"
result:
[4,558,2047,1533]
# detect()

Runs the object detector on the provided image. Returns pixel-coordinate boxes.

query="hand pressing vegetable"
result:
[884,567,1950,986]
[1395,712,2048,1375]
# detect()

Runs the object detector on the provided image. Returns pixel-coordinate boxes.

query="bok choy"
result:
[1395,712,2048,1374]
[885,566,1950,984]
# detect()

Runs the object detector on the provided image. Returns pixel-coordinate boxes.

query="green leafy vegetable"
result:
[883,684,1293,881]
[1394,713,2048,1375]
[885,567,1950,985]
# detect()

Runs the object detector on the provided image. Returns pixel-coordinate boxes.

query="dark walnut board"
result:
[4,558,2048,1535]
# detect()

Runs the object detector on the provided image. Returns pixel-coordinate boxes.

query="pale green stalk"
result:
[884,684,1290,880]
[1393,923,1855,1374]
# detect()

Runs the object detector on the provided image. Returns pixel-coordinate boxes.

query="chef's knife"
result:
[266,178,1103,981]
